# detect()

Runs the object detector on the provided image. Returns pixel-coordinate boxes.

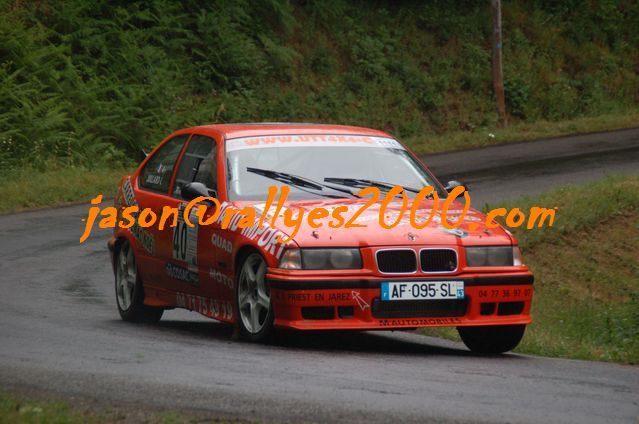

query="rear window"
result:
[139,134,189,193]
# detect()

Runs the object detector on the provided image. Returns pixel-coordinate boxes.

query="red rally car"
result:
[108,123,534,353]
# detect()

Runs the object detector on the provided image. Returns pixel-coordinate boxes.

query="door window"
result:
[172,135,218,198]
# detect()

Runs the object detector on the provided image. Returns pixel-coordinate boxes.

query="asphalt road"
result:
[1,129,638,423]
[424,127,639,205]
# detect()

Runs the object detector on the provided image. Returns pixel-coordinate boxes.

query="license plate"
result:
[380,281,464,301]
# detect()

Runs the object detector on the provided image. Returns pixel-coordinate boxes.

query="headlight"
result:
[513,246,524,266]
[279,249,302,269]
[465,246,515,266]
[278,248,362,270]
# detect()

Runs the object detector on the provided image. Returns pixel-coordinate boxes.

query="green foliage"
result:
[504,78,530,118]
[1,0,638,173]
[495,176,639,363]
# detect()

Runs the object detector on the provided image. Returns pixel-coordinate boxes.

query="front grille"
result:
[420,249,457,272]
[376,249,417,273]
[371,298,468,318]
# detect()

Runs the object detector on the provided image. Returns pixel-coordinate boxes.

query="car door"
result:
[163,134,221,302]
[133,133,190,291]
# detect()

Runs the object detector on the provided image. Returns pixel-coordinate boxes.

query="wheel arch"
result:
[110,233,137,273]
[234,244,261,277]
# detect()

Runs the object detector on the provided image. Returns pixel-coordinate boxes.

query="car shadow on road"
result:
[269,329,527,360]
[146,319,526,360]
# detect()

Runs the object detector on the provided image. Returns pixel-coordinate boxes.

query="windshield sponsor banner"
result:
[225,135,404,152]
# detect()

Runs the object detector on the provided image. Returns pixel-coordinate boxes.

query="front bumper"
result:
[267,273,533,330]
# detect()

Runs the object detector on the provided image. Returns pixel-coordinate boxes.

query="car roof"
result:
[189,122,392,139]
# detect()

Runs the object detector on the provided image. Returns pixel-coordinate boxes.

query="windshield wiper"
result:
[247,167,359,198]
[323,177,422,195]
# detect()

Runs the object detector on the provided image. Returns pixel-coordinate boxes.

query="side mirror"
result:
[444,180,468,193]
[181,182,216,201]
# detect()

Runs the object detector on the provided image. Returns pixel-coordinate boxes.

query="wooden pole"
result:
[492,0,508,127]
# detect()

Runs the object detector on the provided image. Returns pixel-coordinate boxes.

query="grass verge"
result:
[407,110,639,153]
[423,176,639,364]
[0,166,129,214]
[0,391,241,423]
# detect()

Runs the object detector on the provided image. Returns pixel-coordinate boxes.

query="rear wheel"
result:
[457,324,526,354]
[115,240,163,324]
[236,252,274,342]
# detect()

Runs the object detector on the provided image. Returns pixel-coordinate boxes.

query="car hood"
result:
[230,198,514,248]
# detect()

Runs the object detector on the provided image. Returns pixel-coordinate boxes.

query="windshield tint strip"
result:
[225,134,404,152]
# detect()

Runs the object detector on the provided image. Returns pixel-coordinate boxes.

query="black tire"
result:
[457,324,526,354]
[235,252,274,342]
[115,240,164,324]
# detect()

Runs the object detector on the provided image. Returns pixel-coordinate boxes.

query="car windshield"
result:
[225,134,444,201]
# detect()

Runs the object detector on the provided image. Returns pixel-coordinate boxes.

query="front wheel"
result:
[115,240,163,324]
[236,252,274,342]
[457,324,526,354]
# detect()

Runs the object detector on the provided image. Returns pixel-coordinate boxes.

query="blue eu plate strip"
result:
[381,283,389,301]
